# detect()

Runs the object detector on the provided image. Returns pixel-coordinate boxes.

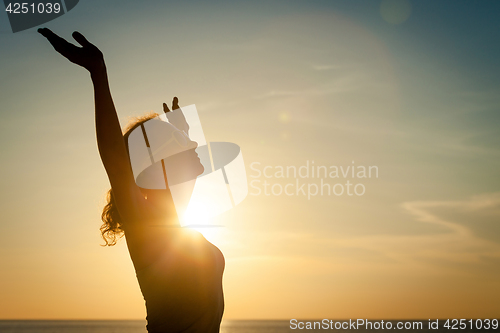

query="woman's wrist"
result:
[90,61,108,81]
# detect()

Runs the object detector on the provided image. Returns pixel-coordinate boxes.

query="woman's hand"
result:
[163,97,190,135]
[38,28,104,73]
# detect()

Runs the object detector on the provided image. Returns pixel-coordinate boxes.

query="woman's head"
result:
[100,112,204,246]
[131,115,204,188]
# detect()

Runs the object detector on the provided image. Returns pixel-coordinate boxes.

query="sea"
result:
[0,319,494,332]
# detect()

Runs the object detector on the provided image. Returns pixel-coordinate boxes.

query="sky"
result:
[0,0,499,320]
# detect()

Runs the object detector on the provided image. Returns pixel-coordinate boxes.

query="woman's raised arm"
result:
[38,29,146,221]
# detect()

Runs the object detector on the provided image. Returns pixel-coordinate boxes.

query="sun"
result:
[187,225,224,244]
[181,199,223,243]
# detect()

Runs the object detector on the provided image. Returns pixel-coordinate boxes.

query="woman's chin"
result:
[197,162,205,176]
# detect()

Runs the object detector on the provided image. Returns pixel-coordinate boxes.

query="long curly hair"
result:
[100,112,159,246]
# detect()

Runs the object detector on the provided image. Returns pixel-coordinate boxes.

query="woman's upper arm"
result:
[103,152,147,222]
[106,162,177,226]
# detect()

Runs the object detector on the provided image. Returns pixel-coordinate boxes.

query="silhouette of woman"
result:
[38,28,224,333]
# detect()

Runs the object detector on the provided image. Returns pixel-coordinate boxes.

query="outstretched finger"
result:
[38,28,69,46]
[37,27,58,39]
[72,31,92,47]
[38,28,76,55]
[163,102,170,113]
[172,97,179,111]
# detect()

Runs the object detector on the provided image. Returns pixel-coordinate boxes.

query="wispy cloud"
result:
[226,194,500,276]
[311,64,342,71]
[357,193,500,268]
[253,68,378,100]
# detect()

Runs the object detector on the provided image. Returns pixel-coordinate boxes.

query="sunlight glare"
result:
[182,198,224,243]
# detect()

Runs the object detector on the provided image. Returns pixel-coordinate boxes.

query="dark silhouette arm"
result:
[38,28,150,223]
[91,63,147,222]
